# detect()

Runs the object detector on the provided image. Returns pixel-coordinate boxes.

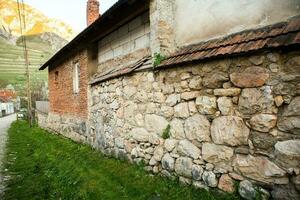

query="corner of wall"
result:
[149,0,177,57]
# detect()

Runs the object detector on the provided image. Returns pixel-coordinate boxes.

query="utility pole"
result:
[17,0,32,127]
[24,37,32,127]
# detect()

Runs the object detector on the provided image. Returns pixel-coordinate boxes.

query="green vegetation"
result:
[3,121,240,200]
[162,124,171,139]
[153,53,166,68]
[0,37,49,89]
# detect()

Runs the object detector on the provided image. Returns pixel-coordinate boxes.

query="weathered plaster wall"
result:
[175,0,300,46]
[87,49,300,199]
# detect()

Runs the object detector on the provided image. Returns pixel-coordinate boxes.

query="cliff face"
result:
[0,0,75,41]
[0,0,74,93]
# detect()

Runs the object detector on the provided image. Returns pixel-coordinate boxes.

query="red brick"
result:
[48,50,88,119]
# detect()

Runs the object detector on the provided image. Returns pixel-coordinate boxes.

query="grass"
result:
[2,121,240,200]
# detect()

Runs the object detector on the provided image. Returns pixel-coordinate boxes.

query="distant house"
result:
[39,0,300,198]
[0,97,14,117]
[0,89,17,116]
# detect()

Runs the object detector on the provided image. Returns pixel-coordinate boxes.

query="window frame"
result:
[73,62,80,94]
[54,71,59,83]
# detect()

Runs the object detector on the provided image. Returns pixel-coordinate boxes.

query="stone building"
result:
[39,0,300,199]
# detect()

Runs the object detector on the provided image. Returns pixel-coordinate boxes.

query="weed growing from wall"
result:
[153,53,166,69]
[162,124,171,139]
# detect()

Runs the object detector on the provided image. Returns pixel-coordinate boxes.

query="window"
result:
[73,62,80,94]
[55,71,59,83]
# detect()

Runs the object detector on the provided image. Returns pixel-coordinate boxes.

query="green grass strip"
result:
[2,121,240,200]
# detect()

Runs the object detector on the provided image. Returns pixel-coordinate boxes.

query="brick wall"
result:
[87,0,100,26]
[48,50,88,119]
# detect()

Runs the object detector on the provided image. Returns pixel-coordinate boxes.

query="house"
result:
[0,97,14,117]
[39,0,300,199]
[0,89,17,116]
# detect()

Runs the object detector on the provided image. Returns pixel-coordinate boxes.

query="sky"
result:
[22,0,118,32]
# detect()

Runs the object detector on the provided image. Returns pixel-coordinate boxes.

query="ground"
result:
[0,114,16,196]
[1,120,239,200]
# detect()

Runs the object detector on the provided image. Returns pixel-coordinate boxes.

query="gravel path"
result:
[0,114,16,196]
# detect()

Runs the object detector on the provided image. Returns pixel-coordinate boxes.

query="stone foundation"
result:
[38,112,87,143]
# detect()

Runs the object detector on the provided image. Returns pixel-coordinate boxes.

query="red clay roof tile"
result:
[160,16,300,67]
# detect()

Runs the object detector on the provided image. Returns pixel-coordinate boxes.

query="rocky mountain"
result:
[0,0,75,96]
[0,0,75,41]
[16,32,68,53]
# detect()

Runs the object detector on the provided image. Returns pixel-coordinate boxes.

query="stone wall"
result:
[38,112,87,143]
[88,49,300,199]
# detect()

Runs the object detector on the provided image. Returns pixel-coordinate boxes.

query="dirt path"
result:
[0,114,16,196]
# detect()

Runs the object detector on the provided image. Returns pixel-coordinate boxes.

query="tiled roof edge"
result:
[160,15,300,67]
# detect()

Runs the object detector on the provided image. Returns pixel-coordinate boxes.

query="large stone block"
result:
[281,96,300,116]
[177,139,201,159]
[250,114,277,132]
[233,154,288,185]
[217,97,234,115]
[203,72,229,88]
[153,146,164,161]
[162,153,175,171]
[170,118,185,139]
[214,88,241,96]
[238,180,258,200]
[278,97,300,134]
[195,96,217,115]
[124,102,138,125]
[271,184,300,200]
[277,117,300,135]
[239,87,274,115]
[181,91,200,100]
[192,165,203,181]
[164,139,178,152]
[175,157,193,178]
[184,114,211,142]
[230,67,269,88]
[250,131,276,150]
[202,143,234,164]
[174,103,190,118]
[166,94,180,106]
[211,116,249,146]
[218,174,235,193]
[145,114,169,136]
[189,76,202,89]
[202,171,218,187]
[274,140,300,169]
[129,128,152,143]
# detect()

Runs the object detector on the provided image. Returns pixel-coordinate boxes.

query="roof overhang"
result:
[159,15,300,68]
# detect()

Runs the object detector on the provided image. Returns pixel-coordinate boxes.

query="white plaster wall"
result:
[175,0,300,46]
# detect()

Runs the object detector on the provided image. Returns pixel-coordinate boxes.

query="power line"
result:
[16,0,32,127]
